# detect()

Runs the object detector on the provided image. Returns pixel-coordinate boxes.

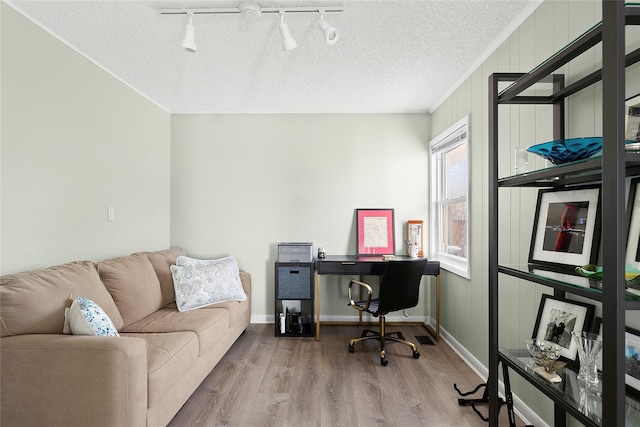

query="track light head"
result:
[279,12,297,51]
[181,13,197,53]
[318,12,339,45]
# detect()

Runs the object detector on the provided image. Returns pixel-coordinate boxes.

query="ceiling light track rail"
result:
[163,2,342,53]
[159,7,343,16]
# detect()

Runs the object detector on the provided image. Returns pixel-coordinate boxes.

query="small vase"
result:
[572,331,603,392]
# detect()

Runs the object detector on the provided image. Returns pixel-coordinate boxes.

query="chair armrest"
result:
[1,334,147,427]
[348,279,373,311]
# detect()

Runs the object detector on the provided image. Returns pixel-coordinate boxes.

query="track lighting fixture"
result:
[181,13,197,53]
[161,3,342,52]
[279,12,298,51]
[238,1,262,20]
[318,12,339,45]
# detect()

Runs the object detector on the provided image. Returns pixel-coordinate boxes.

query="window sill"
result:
[433,253,469,279]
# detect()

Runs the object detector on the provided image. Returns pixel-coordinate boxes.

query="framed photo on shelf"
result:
[407,220,424,257]
[626,94,640,144]
[626,177,640,271]
[356,208,395,256]
[529,185,601,270]
[532,294,595,364]
[592,319,640,399]
[626,327,640,399]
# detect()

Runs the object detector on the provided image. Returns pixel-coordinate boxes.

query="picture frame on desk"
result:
[356,208,395,256]
[407,220,424,257]
[532,294,595,364]
[529,185,601,270]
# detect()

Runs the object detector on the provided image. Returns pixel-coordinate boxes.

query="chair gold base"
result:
[348,315,420,366]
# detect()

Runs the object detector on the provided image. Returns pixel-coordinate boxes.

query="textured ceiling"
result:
[6,0,540,113]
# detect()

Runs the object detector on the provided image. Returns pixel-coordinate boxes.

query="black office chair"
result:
[347,259,428,366]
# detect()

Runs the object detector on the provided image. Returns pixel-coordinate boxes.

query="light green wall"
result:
[430,1,640,424]
[170,113,432,320]
[0,3,171,274]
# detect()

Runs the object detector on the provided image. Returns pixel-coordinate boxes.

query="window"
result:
[429,115,469,279]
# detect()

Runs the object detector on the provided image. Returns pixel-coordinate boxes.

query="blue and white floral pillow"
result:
[63,296,120,336]
[171,256,247,312]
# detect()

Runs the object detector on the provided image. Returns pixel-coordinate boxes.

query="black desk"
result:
[314,255,441,341]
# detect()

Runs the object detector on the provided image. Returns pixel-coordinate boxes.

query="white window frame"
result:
[429,115,470,279]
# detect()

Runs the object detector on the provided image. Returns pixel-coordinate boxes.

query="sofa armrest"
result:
[239,271,251,300]
[1,334,147,427]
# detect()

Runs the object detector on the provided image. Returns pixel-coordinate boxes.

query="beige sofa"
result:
[0,248,251,427]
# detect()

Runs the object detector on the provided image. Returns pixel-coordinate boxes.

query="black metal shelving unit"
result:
[488,2,640,426]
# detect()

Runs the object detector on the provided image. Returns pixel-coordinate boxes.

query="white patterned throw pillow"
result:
[63,296,120,336]
[171,256,247,312]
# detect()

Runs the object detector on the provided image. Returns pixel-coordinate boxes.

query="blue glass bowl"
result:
[527,137,602,165]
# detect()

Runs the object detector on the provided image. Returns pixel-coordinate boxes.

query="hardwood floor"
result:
[168,324,521,427]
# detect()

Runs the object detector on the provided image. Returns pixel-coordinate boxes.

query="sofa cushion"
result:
[98,254,163,326]
[121,307,229,356]
[170,265,247,312]
[122,331,199,407]
[0,261,124,337]
[136,248,186,306]
[64,296,120,336]
[171,256,247,312]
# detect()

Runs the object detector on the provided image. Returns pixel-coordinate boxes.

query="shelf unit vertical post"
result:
[601,1,627,425]
[488,73,500,427]
[553,74,566,305]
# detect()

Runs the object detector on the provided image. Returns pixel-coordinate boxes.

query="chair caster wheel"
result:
[349,344,355,353]
[413,351,420,359]
[381,357,388,366]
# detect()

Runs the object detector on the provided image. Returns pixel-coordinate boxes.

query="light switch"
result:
[107,206,115,221]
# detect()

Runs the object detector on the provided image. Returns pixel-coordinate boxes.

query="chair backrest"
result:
[377,259,428,315]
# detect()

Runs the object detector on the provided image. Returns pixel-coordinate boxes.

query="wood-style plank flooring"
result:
[168,324,521,427]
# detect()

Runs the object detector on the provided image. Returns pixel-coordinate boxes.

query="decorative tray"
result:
[527,137,602,165]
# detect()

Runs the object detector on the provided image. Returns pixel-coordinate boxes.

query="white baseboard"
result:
[429,319,548,427]
[251,314,430,324]
[251,314,273,324]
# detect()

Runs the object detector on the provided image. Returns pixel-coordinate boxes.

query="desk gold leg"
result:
[358,275,364,323]
[315,274,321,341]
[436,274,441,341]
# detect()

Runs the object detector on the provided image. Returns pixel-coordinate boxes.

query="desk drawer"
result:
[316,261,385,275]
[277,265,312,299]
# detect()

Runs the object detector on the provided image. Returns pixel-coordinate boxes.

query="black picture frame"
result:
[592,318,640,399]
[626,177,640,272]
[626,94,640,144]
[626,326,640,399]
[529,185,601,270]
[532,294,595,364]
